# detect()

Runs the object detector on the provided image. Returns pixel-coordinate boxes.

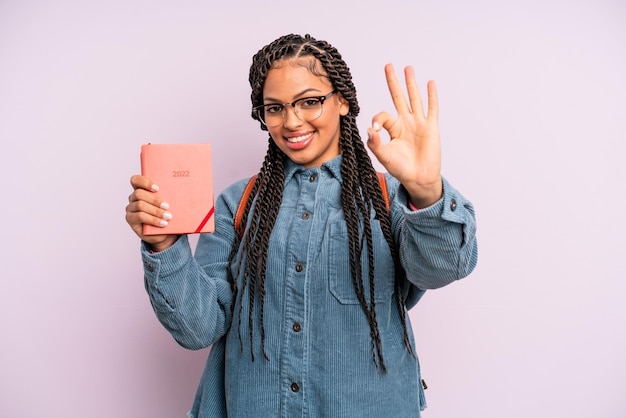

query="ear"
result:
[337,93,350,116]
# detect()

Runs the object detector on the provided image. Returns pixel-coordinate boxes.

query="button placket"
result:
[282,169,319,414]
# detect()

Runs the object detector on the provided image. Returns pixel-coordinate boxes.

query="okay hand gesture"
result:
[367,64,443,208]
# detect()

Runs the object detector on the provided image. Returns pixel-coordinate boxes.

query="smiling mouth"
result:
[286,132,313,143]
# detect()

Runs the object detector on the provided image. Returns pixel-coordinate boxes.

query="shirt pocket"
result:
[328,221,395,305]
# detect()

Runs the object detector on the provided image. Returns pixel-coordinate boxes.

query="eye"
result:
[265,104,283,114]
[299,98,321,109]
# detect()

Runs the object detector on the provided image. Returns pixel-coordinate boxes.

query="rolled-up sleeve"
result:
[392,176,478,289]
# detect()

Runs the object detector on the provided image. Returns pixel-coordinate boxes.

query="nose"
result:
[282,105,303,129]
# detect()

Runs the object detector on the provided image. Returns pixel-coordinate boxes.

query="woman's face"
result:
[261,59,349,168]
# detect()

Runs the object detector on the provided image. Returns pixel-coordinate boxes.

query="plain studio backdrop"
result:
[1,0,624,417]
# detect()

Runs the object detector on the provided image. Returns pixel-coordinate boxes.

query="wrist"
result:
[147,235,180,253]
[406,178,443,208]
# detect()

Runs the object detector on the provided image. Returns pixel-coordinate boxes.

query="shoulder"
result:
[215,175,257,217]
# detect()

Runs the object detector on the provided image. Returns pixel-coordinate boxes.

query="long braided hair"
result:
[227,34,414,372]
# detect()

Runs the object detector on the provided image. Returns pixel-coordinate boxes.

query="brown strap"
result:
[376,171,390,210]
[234,172,389,238]
[234,175,257,237]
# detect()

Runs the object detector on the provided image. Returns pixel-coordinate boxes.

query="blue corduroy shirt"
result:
[141,155,478,417]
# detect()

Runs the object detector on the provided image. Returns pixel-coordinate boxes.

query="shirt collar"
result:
[283,154,343,183]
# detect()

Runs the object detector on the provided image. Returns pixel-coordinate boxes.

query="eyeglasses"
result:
[254,90,337,127]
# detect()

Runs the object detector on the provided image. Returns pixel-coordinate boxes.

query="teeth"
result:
[287,133,312,143]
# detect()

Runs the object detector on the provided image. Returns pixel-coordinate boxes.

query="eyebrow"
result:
[263,87,324,103]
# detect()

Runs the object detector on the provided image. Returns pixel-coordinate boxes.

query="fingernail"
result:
[373,122,381,131]
[159,220,169,227]
[160,201,170,210]
[151,184,160,192]
[162,212,172,220]
[367,130,372,140]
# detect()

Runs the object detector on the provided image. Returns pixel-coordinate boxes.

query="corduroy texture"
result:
[143,156,478,417]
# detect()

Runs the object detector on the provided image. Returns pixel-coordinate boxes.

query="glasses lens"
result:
[259,105,281,127]
[295,98,323,122]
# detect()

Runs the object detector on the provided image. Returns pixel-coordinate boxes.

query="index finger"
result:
[384,63,410,115]
[130,174,160,192]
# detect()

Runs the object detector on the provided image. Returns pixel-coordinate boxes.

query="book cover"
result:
[140,143,215,235]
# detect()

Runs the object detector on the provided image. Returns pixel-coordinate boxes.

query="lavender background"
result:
[1,0,624,417]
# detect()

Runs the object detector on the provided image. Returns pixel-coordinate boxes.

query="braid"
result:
[233,33,413,370]
[227,138,284,361]
[348,125,416,363]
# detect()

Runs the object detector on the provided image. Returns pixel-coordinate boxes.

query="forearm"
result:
[142,235,232,349]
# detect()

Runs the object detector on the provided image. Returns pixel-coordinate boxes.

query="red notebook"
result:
[140,143,215,235]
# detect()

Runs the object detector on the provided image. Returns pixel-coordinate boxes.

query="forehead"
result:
[263,57,332,98]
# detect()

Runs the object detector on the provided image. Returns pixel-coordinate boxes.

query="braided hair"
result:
[227,33,414,372]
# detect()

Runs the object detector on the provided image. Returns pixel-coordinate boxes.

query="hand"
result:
[125,175,179,252]
[367,64,443,208]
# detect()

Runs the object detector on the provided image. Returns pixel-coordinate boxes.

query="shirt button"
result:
[450,199,457,211]
[292,322,302,332]
[290,382,300,393]
[145,262,154,272]
[302,211,311,220]
[309,174,317,182]
[295,263,304,272]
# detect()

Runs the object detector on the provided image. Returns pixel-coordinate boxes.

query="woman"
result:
[126,33,478,417]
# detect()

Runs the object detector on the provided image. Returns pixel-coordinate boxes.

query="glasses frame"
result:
[254,90,338,127]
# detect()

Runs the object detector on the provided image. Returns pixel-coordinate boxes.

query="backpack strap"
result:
[234,175,257,238]
[234,172,389,238]
[376,171,390,211]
